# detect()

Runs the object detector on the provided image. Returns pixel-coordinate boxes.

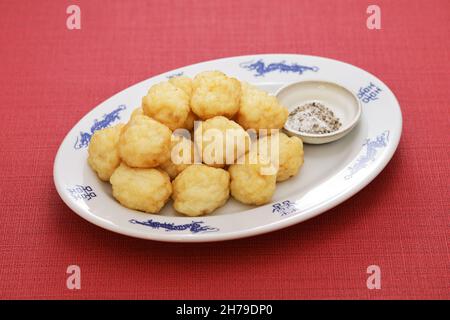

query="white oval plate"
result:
[54,54,402,242]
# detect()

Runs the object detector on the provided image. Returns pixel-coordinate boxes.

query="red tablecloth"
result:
[0,0,448,300]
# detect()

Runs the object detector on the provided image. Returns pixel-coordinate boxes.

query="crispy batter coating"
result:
[169,76,197,130]
[182,111,197,131]
[142,81,189,130]
[88,71,305,216]
[236,83,288,131]
[194,116,250,167]
[130,107,144,119]
[160,135,196,179]
[110,163,172,213]
[169,76,193,97]
[131,104,195,130]
[172,164,230,216]
[192,71,225,87]
[257,132,304,182]
[119,115,171,168]
[88,124,124,181]
[228,154,277,205]
[190,71,241,120]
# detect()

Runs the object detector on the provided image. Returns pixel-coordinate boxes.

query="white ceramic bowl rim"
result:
[277,79,362,138]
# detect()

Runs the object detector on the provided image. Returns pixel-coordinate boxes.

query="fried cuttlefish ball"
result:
[130,107,144,120]
[190,71,241,120]
[256,132,304,182]
[182,110,197,131]
[172,164,230,216]
[195,116,251,167]
[88,124,124,181]
[142,81,190,130]
[119,115,171,168]
[228,153,277,205]
[169,76,193,96]
[236,83,288,132]
[194,116,250,167]
[110,163,172,213]
[169,76,197,130]
[160,135,197,180]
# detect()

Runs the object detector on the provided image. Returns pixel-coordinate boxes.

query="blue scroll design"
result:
[345,130,390,179]
[166,72,184,79]
[74,104,126,149]
[129,219,219,234]
[240,60,319,77]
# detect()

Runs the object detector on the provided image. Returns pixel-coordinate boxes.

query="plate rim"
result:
[53,53,403,242]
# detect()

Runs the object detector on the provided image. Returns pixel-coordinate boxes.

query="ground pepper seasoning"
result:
[286,102,342,134]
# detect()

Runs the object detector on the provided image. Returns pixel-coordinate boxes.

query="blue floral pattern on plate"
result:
[74,104,126,149]
[240,60,319,77]
[166,72,184,79]
[129,219,219,233]
[345,130,390,179]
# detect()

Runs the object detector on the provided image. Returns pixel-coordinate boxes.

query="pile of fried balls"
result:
[88,71,304,216]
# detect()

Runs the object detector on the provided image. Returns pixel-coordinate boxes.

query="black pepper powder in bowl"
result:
[276,80,362,144]
[286,102,342,135]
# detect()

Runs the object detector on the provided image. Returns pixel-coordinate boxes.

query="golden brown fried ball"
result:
[168,76,198,130]
[88,124,124,181]
[169,76,193,97]
[110,163,172,213]
[236,83,288,132]
[142,81,189,130]
[131,104,195,130]
[228,154,277,205]
[172,164,230,216]
[194,116,250,168]
[182,110,197,131]
[190,71,241,120]
[119,115,171,168]
[256,132,304,182]
[160,135,197,179]
[192,70,224,86]
[130,107,144,119]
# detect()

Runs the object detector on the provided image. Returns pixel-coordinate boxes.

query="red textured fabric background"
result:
[0,0,448,300]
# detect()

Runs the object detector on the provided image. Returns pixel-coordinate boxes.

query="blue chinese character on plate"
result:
[67,185,96,201]
[357,82,382,103]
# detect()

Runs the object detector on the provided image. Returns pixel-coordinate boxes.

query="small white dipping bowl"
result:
[276,80,362,144]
